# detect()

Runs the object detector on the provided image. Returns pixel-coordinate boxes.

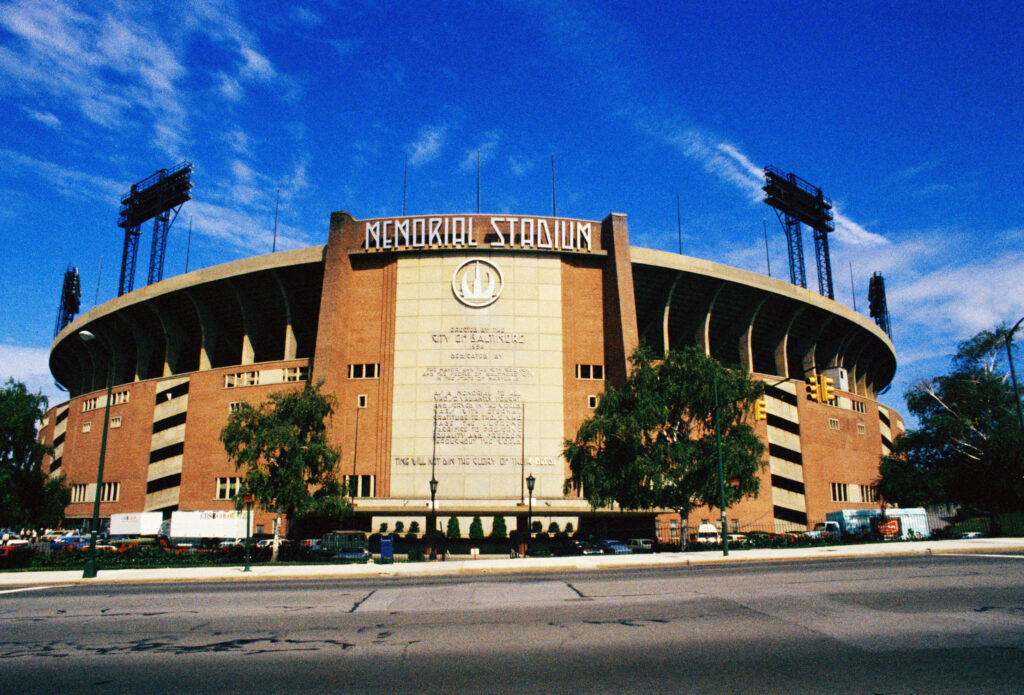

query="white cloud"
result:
[459,131,501,172]
[0,343,66,408]
[289,6,322,27]
[21,106,60,128]
[0,147,123,201]
[239,46,275,81]
[508,154,534,177]
[408,124,447,166]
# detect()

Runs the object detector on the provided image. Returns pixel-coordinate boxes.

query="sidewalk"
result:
[3,537,1023,589]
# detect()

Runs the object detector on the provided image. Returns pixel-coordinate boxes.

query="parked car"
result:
[554,539,603,556]
[627,538,654,553]
[598,539,633,554]
[50,533,92,549]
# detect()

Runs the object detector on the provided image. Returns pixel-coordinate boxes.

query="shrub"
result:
[490,516,508,539]
[469,516,484,540]
[548,521,560,535]
[409,520,420,534]
[531,521,542,533]
[379,522,388,534]
[446,517,461,539]
[407,548,425,562]
[394,521,405,533]
[564,522,574,535]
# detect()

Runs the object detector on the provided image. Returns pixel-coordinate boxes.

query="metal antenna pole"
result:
[272,189,279,253]
[849,261,857,311]
[763,218,771,278]
[476,149,480,214]
[403,154,408,216]
[185,217,192,273]
[551,154,556,217]
[677,194,682,255]
[94,255,102,306]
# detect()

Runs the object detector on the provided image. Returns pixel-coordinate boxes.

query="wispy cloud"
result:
[408,124,447,166]
[0,147,123,201]
[459,131,501,171]
[20,106,60,128]
[0,342,65,407]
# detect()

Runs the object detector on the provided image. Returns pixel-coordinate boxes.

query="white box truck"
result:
[826,508,930,539]
[109,512,165,537]
[167,510,250,547]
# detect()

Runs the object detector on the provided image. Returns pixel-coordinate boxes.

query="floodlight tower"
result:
[117,161,193,296]
[762,166,835,298]
[53,265,82,337]
[868,272,892,337]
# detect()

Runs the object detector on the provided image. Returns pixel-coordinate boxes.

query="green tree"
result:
[469,515,484,540]
[408,520,420,534]
[0,379,70,529]
[490,515,507,539]
[564,346,766,548]
[446,516,461,539]
[548,521,561,535]
[877,327,1024,533]
[220,382,349,561]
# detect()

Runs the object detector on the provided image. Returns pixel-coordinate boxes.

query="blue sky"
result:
[2,0,1023,424]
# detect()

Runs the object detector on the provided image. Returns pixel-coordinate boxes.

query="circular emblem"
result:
[452,258,503,308]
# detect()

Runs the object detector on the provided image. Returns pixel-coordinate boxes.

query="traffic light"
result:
[819,374,836,403]
[755,399,767,421]
[806,376,820,402]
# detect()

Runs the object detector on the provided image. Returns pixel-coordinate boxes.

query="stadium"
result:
[41,211,902,543]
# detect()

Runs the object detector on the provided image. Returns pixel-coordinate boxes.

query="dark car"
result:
[554,539,603,556]
[597,539,633,554]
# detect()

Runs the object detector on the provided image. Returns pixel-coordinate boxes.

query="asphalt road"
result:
[3,554,1024,693]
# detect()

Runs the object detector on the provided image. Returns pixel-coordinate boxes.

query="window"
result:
[587,394,598,409]
[216,477,243,500]
[851,401,866,414]
[110,416,122,429]
[228,402,242,413]
[856,423,867,435]
[348,363,379,379]
[357,394,368,408]
[828,418,840,431]
[284,366,309,382]
[111,390,130,405]
[860,485,877,503]
[669,519,679,540]
[575,364,604,380]
[831,482,848,502]
[71,484,88,503]
[82,397,98,412]
[343,474,375,498]
[100,482,119,502]
[224,371,259,388]
[82,421,92,433]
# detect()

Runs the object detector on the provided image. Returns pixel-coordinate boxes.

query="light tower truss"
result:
[54,265,81,337]
[868,272,892,337]
[763,166,834,298]
[117,161,193,296]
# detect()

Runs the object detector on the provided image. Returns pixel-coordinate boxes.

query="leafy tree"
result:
[379,522,388,534]
[394,520,405,533]
[469,515,484,540]
[0,379,70,529]
[446,516,461,539]
[548,521,560,535]
[530,520,542,533]
[490,515,507,539]
[408,520,420,534]
[564,346,766,548]
[564,521,574,535]
[220,382,349,561]
[877,327,1024,533]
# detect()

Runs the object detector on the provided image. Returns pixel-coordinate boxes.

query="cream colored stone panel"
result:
[154,395,188,421]
[769,458,804,482]
[151,425,186,450]
[772,487,807,512]
[767,427,801,452]
[147,455,183,481]
[766,399,798,421]
[144,488,180,512]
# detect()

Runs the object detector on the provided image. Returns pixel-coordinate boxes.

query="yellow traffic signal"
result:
[819,374,836,402]
[807,376,820,402]
[755,399,767,421]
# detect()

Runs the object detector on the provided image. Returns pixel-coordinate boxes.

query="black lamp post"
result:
[1004,317,1024,438]
[243,493,254,572]
[526,473,536,552]
[79,330,113,579]
[429,477,438,560]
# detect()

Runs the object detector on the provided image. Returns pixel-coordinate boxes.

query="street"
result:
[3,554,1024,693]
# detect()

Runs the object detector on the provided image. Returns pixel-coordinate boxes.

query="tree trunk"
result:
[990,511,1003,537]
[271,508,282,562]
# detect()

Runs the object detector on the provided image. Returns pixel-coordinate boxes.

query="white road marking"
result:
[0,585,72,595]
[944,553,1024,560]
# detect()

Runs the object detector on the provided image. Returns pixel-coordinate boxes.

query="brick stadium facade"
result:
[42,212,902,541]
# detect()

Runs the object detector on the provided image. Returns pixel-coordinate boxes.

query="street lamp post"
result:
[243,493,254,572]
[526,473,535,555]
[1004,317,1024,438]
[429,477,438,561]
[79,330,113,579]
[713,372,729,557]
